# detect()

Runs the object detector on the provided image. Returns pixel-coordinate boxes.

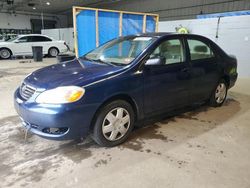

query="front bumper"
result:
[14,89,98,140]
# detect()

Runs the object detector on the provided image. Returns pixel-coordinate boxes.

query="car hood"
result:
[24,58,126,90]
[0,41,11,45]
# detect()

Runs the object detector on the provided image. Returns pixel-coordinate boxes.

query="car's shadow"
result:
[54,91,244,154]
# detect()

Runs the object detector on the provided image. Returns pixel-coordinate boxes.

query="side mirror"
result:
[145,57,165,66]
[14,40,19,43]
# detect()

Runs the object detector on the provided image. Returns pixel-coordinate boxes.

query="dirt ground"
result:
[0,58,250,188]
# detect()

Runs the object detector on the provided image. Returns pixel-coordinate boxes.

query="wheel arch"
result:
[0,47,13,55]
[90,94,139,131]
[48,46,59,55]
[222,74,230,87]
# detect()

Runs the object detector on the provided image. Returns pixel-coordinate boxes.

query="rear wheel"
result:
[92,100,135,147]
[48,47,59,57]
[0,48,11,59]
[210,79,228,107]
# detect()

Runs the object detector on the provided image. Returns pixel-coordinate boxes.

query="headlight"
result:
[36,86,85,104]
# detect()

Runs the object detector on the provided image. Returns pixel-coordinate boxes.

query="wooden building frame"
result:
[73,6,159,57]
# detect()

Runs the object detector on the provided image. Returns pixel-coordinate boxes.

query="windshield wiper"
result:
[95,58,114,65]
[81,56,104,65]
[82,56,93,62]
[83,56,123,66]
[107,62,126,66]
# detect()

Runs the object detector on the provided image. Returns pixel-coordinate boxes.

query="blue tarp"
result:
[98,11,120,45]
[122,13,144,36]
[146,15,156,32]
[76,10,96,57]
[76,10,157,57]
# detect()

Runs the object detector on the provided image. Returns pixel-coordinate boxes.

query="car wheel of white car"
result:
[48,47,59,57]
[0,48,11,59]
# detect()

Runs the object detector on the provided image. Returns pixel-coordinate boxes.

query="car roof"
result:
[136,32,175,37]
[18,34,51,38]
[129,32,208,39]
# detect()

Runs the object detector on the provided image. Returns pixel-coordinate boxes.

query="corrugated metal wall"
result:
[100,0,250,21]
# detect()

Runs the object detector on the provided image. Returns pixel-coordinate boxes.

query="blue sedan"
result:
[14,33,238,146]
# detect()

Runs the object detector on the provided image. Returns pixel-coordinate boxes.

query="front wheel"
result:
[0,48,11,59]
[210,79,228,107]
[92,100,135,147]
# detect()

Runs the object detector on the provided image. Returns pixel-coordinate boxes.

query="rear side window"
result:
[187,39,214,61]
[31,36,52,42]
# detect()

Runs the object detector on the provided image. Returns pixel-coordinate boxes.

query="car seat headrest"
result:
[194,45,208,53]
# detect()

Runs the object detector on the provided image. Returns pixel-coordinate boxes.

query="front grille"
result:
[20,83,36,100]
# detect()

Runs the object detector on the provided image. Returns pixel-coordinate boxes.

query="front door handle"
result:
[181,67,190,73]
[179,67,191,80]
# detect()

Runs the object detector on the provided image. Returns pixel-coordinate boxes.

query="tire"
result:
[209,79,228,107]
[92,100,135,147]
[48,47,59,57]
[0,48,11,59]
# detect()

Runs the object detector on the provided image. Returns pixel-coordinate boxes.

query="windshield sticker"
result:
[133,37,152,41]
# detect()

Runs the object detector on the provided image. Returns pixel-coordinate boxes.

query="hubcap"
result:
[215,83,226,104]
[102,107,130,141]
[50,48,58,57]
[0,49,10,59]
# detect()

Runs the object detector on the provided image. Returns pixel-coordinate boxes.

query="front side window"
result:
[18,37,28,43]
[8,36,19,42]
[149,39,184,65]
[84,36,156,66]
[187,39,214,61]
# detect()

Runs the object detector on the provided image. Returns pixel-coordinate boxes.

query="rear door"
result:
[185,36,221,103]
[30,36,52,55]
[143,36,192,114]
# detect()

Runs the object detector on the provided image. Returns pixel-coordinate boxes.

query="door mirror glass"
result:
[145,57,165,66]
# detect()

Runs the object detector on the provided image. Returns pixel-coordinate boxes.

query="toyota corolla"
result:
[14,33,238,147]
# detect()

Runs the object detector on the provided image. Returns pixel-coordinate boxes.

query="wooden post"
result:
[95,10,99,47]
[155,15,159,32]
[73,7,79,58]
[119,12,123,37]
[143,14,146,33]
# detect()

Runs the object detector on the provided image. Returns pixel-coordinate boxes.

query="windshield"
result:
[84,36,156,66]
[7,36,19,42]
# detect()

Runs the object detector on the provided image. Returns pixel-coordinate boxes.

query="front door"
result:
[14,36,32,55]
[143,37,192,115]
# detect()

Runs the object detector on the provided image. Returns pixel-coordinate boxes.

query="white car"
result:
[0,34,69,59]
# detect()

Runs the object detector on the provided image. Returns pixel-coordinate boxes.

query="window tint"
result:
[150,39,184,65]
[18,37,28,43]
[187,39,214,60]
[31,36,52,42]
